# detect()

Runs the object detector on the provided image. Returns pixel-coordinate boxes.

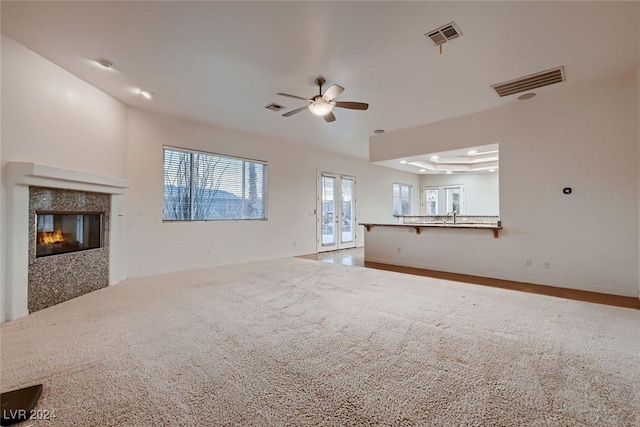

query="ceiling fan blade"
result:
[324,111,336,122]
[333,101,369,110]
[282,105,309,117]
[322,84,344,101]
[277,93,311,102]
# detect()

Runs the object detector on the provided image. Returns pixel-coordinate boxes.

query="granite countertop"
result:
[359,223,501,229]
[359,222,502,238]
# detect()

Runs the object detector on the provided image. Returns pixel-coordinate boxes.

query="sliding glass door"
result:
[317,171,356,252]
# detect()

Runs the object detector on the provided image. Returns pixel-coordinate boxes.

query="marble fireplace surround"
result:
[4,162,129,321]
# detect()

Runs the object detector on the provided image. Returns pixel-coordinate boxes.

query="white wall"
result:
[420,172,499,216]
[369,75,639,297]
[0,13,4,321]
[126,109,419,278]
[0,36,129,320]
[0,35,419,319]
[1,37,128,177]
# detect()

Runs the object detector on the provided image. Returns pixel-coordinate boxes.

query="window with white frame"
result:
[163,147,267,221]
[425,188,439,215]
[392,183,412,216]
[445,186,463,214]
[422,185,464,215]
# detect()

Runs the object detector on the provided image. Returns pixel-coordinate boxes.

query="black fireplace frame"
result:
[34,211,105,258]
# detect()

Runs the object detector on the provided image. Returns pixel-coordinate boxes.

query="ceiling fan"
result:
[277,77,369,123]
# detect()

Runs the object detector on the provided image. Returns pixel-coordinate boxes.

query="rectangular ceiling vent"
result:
[425,22,462,46]
[264,103,285,112]
[490,66,565,97]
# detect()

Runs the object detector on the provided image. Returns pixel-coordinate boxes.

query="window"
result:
[421,185,465,215]
[163,147,267,221]
[425,188,438,215]
[445,186,463,214]
[392,183,412,215]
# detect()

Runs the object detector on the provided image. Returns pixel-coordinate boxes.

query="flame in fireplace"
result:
[39,230,65,245]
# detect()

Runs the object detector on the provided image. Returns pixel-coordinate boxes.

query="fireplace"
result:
[28,187,111,313]
[36,212,103,257]
[3,162,128,321]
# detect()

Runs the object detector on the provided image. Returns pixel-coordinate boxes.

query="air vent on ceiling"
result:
[425,22,462,46]
[264,103,286,112]
[490,66,565,97]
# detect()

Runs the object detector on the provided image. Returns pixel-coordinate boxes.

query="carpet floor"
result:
[1,258,639,426]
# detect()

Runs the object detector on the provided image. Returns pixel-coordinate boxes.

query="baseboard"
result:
[364,256,637,298]
[1,310,29,324]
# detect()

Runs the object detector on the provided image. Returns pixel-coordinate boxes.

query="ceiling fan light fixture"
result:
[308,101,334,116]
[278,78,367,122]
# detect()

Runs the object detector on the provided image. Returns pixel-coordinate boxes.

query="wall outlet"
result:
[544,261,550,269]
[293,241,297,247]
[397,247,401,253]
[525,258,532,267]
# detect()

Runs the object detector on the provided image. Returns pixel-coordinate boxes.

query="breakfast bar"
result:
[361,215,502,238]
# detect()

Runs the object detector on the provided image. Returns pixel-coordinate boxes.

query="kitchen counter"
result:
[360,221,502,238]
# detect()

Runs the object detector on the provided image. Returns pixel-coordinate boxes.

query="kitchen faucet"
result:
[445,210,457,225]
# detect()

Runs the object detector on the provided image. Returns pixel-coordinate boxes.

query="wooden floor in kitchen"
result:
[297,247,640,310]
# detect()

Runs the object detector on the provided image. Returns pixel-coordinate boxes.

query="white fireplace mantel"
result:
[5,162,129,195]
[3,162,129,322]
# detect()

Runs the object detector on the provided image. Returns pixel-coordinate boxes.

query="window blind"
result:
[392,183,412,216]
[163,147,267,221]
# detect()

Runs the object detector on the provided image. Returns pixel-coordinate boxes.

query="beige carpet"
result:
[2,258,639,426]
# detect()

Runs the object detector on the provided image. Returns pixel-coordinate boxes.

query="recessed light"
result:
[467,149,478,155]
[446,171,452,174]
[139,90,154,100]
[419,169,426,172]
[400,160,407,164]
[95,58,114,69]
[488,169,496,172]
[517,92,536,100]
[374,129,385,134]
[430,155,439,161]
